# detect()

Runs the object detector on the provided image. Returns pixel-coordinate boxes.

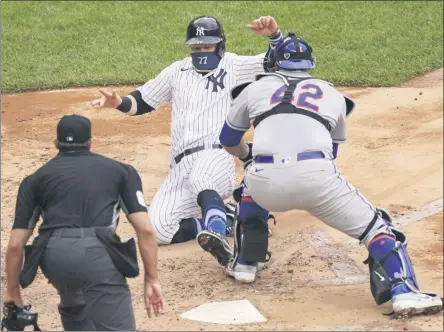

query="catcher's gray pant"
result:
[40,228,136,331]
[244,155,385,241]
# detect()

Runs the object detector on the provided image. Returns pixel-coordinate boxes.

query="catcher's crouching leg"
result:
[226,182,272,283]
[360,208,443,318]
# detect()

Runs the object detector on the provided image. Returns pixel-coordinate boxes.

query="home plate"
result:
[180,299,267,325]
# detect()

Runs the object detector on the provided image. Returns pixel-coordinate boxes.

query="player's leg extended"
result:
[225,181,271,283]
[308,160,443,318]
[189,149,235,266]
[148,161,201,245]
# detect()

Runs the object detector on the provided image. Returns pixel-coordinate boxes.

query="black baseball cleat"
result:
[197,230,232,267]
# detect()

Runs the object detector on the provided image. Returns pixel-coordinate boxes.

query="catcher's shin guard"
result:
[240,216,269,262]
[364,209,440,307]
[237,196,271,262]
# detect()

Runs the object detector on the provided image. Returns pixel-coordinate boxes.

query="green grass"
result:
[1,1,443,92]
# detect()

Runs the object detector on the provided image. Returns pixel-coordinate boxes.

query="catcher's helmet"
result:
[184,16,226,57]
[272,33,315,71]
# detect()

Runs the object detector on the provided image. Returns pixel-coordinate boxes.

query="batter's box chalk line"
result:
[308,324,400,331]
[179,299,267,325]
[346,198,444,248]
[393,197,443,228]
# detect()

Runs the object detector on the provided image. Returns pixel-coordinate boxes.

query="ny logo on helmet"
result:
[196,27,205,36]
[284,53,290,59]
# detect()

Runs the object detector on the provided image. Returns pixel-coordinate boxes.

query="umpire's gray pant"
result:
[40,228,136,331]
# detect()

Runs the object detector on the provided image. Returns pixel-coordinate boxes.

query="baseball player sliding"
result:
[92,16,281,266]
[219,33,443,318]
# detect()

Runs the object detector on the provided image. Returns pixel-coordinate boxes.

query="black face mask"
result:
[191,52,221,72]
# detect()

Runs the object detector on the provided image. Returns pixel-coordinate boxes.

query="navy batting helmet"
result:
[271,32,315,71]
[184,16,226,57]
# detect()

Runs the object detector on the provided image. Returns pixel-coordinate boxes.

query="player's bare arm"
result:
[91,88,154,116]
[91,88,123,108]
[248,16,284,59]
[91,16,280,116]
[127,211,164,318]
[222,140,249,159]
[220,127,253,164]
[91,61,177,116]
[247,16,279,37]
[4,229,33,307]
[4,176,40,308]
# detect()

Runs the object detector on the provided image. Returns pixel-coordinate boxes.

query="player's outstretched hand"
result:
[247,16,279,37]
[144,280,165,319]
[91,88,123,109]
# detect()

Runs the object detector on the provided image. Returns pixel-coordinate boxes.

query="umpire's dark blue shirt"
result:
[12,149,147,231]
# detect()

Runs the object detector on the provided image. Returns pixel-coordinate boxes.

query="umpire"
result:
[4,114,164,331]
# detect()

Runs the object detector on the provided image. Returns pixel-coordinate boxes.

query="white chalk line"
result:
[393,198,443,228]
[304,324,400,331]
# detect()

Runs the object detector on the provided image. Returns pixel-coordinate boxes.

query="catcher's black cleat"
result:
[197,230,232,267]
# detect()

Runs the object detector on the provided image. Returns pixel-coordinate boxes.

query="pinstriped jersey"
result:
[136,52,265,161]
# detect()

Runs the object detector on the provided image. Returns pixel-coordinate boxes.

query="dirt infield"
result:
[1,68,443,331]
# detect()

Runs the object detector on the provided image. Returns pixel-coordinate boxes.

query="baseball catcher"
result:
[218,32,443,318]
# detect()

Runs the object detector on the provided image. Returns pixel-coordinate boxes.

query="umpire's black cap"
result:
[57,114,91,144]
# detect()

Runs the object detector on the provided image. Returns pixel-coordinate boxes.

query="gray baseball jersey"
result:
[222,69,384,242]
[225,70,347,157]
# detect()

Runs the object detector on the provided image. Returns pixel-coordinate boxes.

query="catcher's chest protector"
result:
[252,77,332,131]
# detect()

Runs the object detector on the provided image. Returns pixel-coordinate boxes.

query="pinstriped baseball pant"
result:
[149,148,235,244]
